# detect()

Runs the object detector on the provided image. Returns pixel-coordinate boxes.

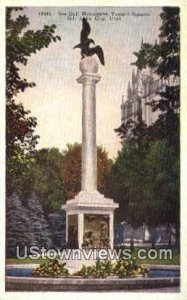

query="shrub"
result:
[74,258,147,278]
[32,259,69,277]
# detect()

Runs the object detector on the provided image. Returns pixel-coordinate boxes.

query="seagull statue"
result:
[73,18,105,66]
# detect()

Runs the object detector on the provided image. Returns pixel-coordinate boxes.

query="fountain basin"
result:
[6,264,180,291]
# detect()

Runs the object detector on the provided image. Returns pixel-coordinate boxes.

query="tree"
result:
[105,141,147,226]
[6,193,53,257]
[132,7,180,245]
[6,7,61,101]
[61,143,112,200]
[6,7,61,195]
[30,148,65,215]
[139,7,179,144]
[106,137,180,247]
[6,147,67,256]
[112,7,180,246]
[133,7,179,77]
[144,139,180,245]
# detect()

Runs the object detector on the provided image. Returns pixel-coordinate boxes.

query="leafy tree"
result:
[6,7,61,101]
[61,144,81,200]
[31,148,65,215]
[61,143,112,200]
[6,152,35,199]
[144,139,180,244]
[6,147,67,256]
[106,137,180,246]
[133,7,179,77]
[112,7,180,247]
[133,7,180,245]
[105,142,147,226]
[6,7,61,195]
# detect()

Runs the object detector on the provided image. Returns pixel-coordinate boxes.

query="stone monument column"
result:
[62,56,119,250]
[77,56,101,192]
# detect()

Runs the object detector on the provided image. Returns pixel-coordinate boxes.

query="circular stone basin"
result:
[6,265,180,278]
[6,265,180,291]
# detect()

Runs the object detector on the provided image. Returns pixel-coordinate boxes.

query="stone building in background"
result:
[121,64,179,129]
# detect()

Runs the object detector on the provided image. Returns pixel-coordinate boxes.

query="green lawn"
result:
[6,257,47,265]
[133,248,180,265]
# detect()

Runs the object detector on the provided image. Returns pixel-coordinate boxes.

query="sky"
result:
[15,6,162,159]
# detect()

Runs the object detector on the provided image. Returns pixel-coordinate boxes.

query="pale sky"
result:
[15,6,161,159]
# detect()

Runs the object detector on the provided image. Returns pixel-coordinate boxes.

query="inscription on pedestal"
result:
[83,214,109,248]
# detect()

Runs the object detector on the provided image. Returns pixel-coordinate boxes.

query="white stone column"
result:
[62,56,119,252]
[77,57,101,192]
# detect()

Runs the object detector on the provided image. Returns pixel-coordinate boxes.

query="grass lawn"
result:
[6,257,47,265]
[6,247,180,265]
[133,247,180,265]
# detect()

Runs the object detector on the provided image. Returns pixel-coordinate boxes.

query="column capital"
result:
[77,73,101,85]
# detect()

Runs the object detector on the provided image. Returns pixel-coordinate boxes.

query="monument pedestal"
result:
[62,191,118,249]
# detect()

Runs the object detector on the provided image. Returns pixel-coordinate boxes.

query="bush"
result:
[32,259,69,277]
[74,260,114,278]
[74,258,147,278]
[114,257,147,278]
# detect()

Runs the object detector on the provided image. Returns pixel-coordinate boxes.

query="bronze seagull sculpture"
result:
[73,18,105,66]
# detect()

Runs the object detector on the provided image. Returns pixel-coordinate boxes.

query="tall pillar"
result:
[62,56,119,252]
[77,57,101,192]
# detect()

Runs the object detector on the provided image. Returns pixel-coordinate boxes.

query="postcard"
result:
[1,1,186,299]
